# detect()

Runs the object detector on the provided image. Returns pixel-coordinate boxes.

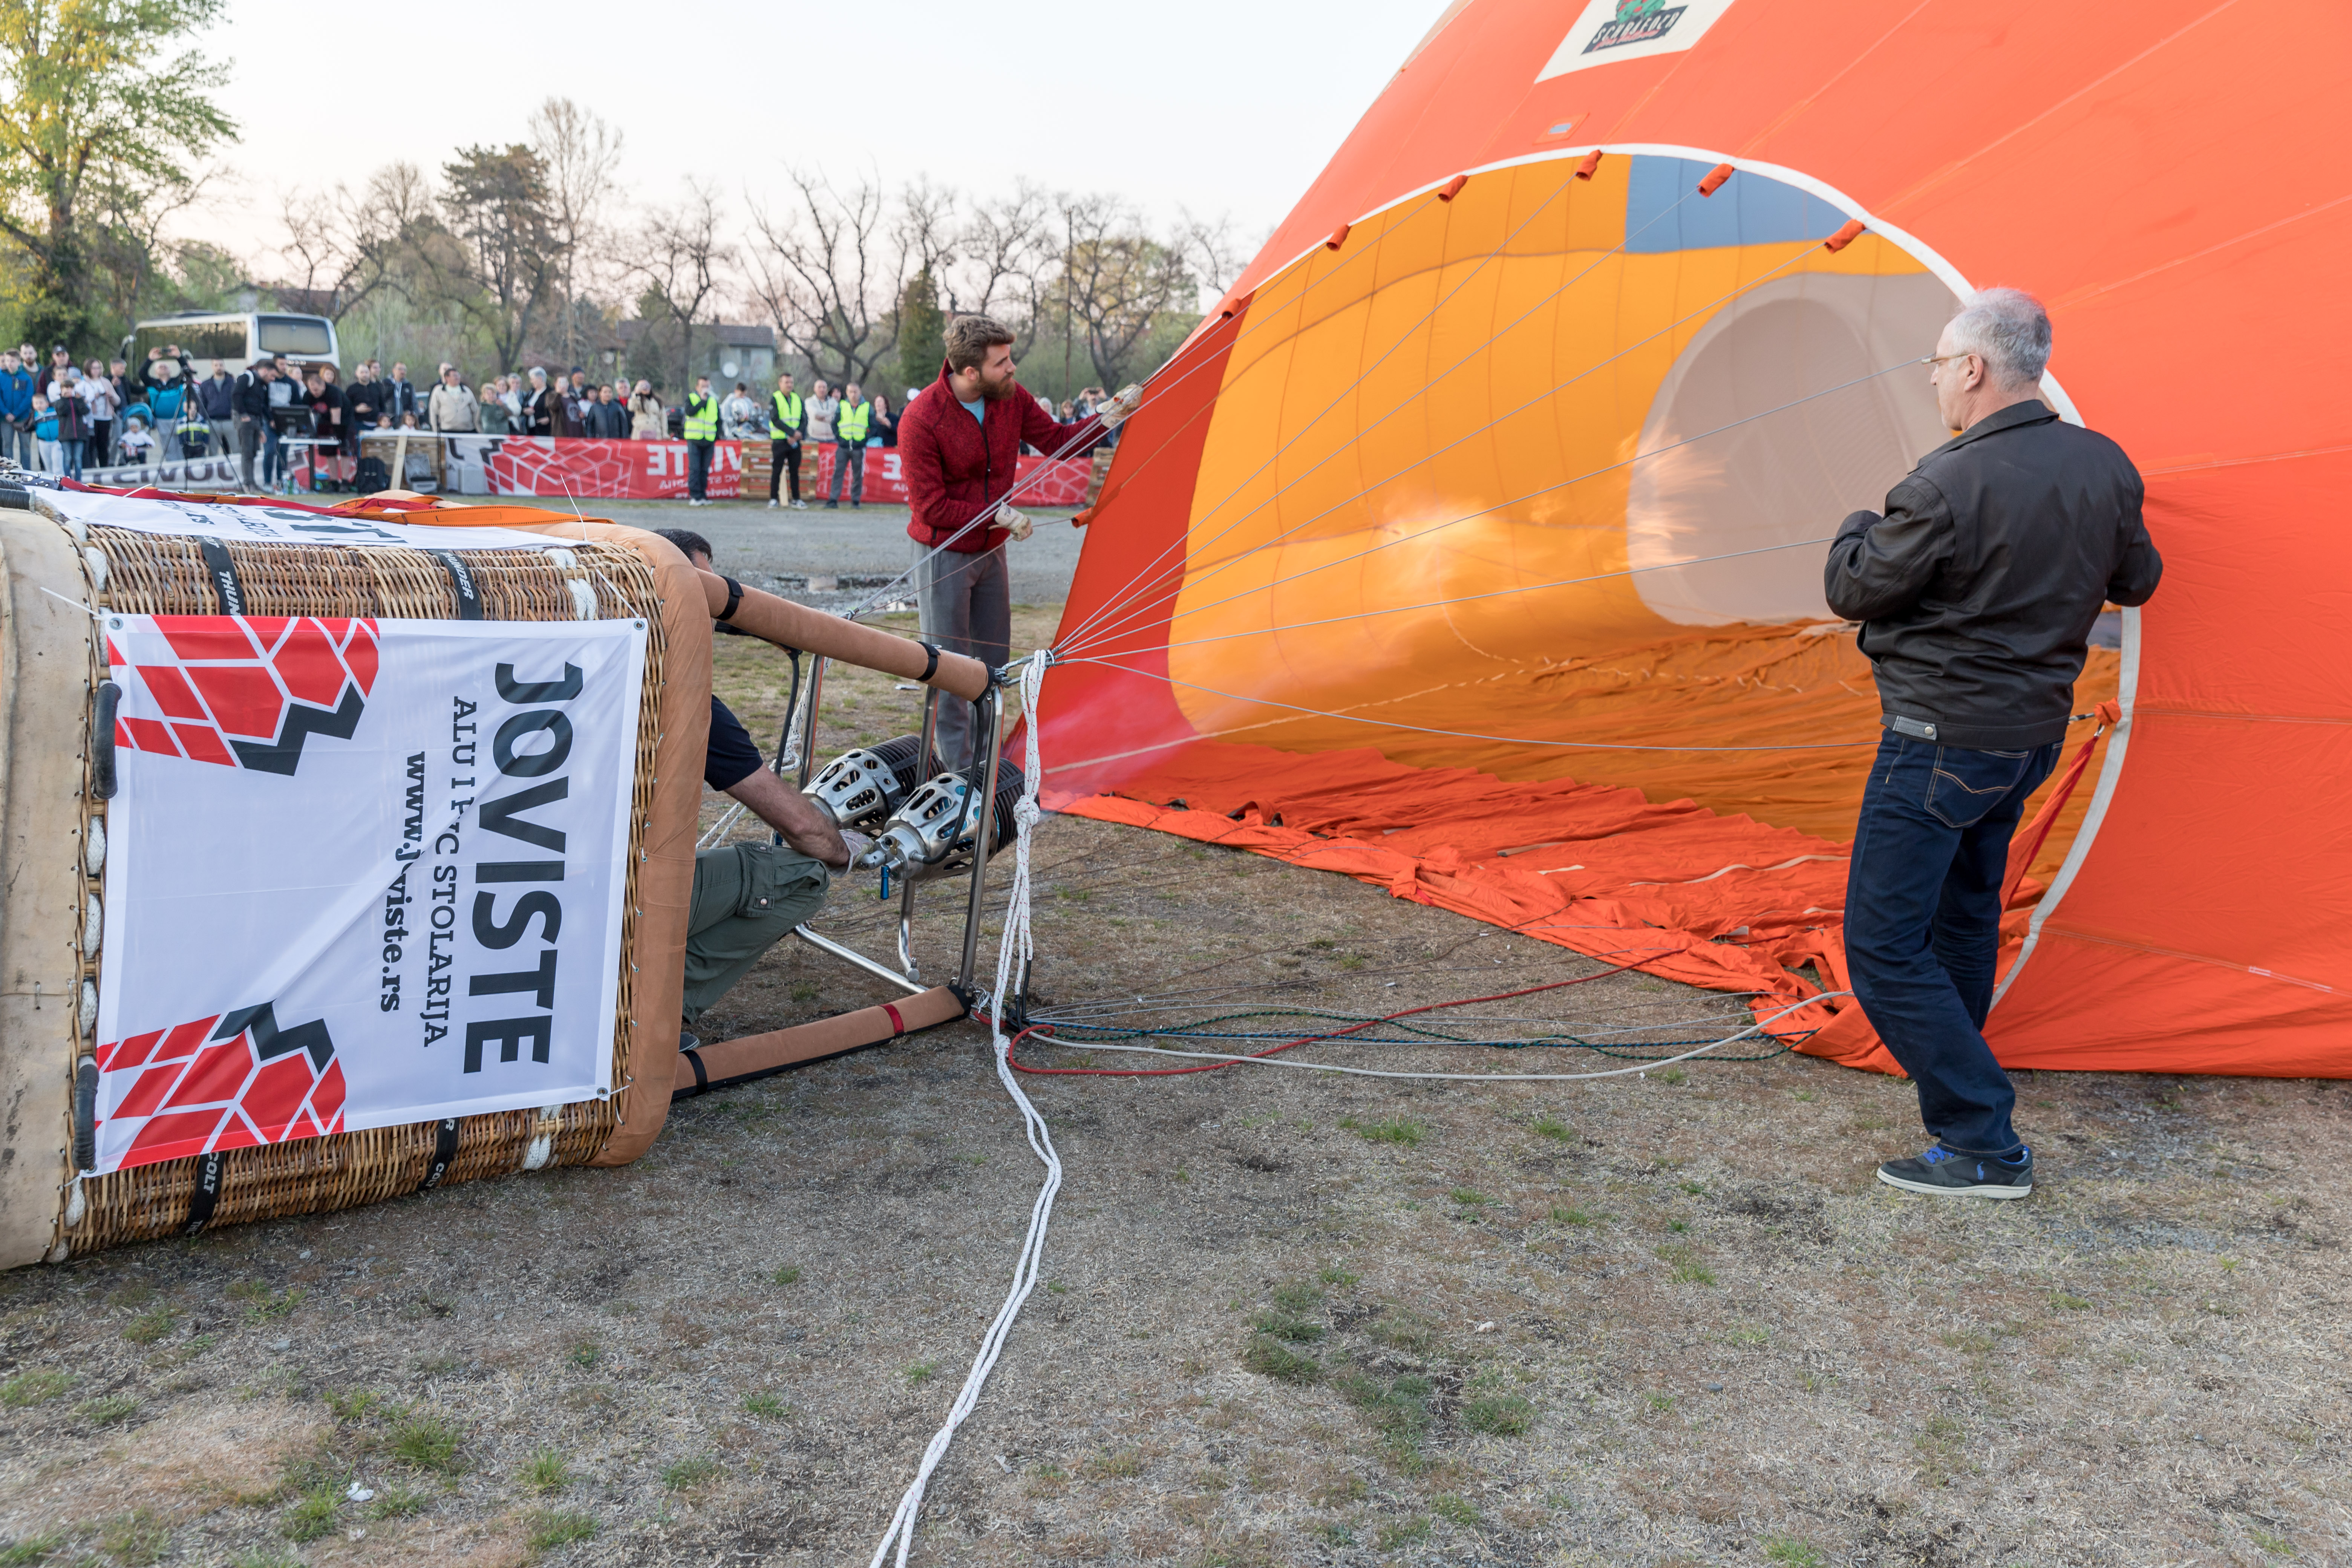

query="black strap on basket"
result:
[415,1117,461,1193]
[91,680,121,800]
[683,1049,710,1095]
[197,539,246,616]
[717,575,744,622]
[182,1150,226,1235]
[72,1060,98,1172]
[919,642,942,683]
[430,551,484,620]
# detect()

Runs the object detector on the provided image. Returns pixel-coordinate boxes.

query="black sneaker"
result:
[678,1029,700,1054]
[1877,1144,2033,1199]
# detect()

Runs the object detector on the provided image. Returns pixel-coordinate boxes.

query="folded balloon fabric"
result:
[1048,734,2089,1078]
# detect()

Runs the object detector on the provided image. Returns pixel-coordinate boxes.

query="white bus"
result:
[121,311,340,375]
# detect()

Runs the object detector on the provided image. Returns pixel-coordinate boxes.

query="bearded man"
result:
[897,314,1136,767]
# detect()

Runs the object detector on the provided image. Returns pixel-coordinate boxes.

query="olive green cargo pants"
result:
[681,842,831,1025]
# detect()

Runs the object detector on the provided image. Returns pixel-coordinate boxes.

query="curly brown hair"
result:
[943,314,1015,373]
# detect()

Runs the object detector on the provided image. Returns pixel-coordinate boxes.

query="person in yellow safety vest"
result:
[682,375,719,506]
[827,381,871,509]
[767,372,806,510]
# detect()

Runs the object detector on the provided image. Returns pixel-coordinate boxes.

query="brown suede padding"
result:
[675,985,968,1095]
[696,570,991,700]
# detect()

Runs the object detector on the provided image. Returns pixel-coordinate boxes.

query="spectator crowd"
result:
[0,340,1120,501]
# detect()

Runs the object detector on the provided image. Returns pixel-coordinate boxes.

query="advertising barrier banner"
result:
[467,438,1093,505]
[64,437,1098,505]
[92,612,647,1175]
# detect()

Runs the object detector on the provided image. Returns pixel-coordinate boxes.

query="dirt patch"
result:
[2,604,2344,1566]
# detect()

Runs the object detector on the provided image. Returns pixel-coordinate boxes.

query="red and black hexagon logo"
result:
[110,615,379,775]
[96,1002,348,1167]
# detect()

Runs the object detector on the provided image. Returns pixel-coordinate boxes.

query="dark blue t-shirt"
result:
[705,697,764,790]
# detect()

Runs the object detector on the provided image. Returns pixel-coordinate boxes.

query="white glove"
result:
[837,828,873,868]
[995,503,1033,541]
[1098,383,1144,429]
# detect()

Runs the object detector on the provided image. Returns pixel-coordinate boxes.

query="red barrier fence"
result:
[481,439,1093,504]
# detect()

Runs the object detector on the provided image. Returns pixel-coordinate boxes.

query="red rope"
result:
[1003,954,1663,1078]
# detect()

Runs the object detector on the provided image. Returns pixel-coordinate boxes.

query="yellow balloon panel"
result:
[1142,153,1954,810]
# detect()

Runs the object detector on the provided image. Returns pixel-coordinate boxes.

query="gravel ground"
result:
[578,499,1086,617]
[1,603,2344,1568]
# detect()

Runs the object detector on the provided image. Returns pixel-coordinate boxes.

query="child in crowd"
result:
[115,410,156,465]
[31,395,58,473]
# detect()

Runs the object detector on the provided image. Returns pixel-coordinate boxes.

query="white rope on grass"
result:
[1020,992,1849,1083]
[868,651,1058,1568]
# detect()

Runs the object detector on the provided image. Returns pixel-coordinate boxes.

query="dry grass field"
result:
[0,606,2344,1568]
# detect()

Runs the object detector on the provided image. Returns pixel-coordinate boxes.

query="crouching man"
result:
[657,528,865,1046]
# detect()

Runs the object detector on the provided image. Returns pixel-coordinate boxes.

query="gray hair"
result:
[1947,287,2050,387]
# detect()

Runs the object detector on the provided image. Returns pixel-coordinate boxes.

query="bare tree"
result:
[270,162,435,320]
[743,171,905,387]
[1052,193,1200,390]
[528,98,624,368]
[1174,208,1247,303]
[947,181,1055,352]
[629,181,732,395]
[894,176,957,284]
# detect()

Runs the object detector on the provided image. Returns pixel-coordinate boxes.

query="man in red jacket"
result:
[899,314,1136,767]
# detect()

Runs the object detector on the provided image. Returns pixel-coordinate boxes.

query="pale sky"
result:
[182,0,1443,286]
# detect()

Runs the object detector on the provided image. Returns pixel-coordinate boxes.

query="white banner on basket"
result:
[41,486,559,551]
[90,612,647,1176]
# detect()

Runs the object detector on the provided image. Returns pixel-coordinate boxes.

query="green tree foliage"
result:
[896,267,944,389]
[435,144,559,372]
[0,0,237,353]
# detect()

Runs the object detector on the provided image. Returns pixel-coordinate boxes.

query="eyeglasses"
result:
[1920,352,1977,368]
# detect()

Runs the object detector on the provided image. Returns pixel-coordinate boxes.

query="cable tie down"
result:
[1325,223,1351,251]
[1697,163,1736,197]
[1437,175,1470,202]
[1823,218,1867,253]
[1575,151,1604,181]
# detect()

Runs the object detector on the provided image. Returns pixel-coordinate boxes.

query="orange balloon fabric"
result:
[1038,0,2352,1078]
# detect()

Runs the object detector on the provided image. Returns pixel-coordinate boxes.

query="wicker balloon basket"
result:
[0,496,714,1267]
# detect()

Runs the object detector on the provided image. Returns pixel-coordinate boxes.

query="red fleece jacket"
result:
[899,363,1106,553]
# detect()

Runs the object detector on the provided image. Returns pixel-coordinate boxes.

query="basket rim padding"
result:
[676,985,969,1097]
[0,518,101,1267]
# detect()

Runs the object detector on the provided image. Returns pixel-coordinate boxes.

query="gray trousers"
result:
[828,442,865,503]
[237,417,264,490]
[915,540,1010,770]
[682,841,831,1025]
[0,419,29,470]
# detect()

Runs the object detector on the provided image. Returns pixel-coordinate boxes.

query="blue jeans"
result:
[57,437,84,480]
[1844,732,2061,1156]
